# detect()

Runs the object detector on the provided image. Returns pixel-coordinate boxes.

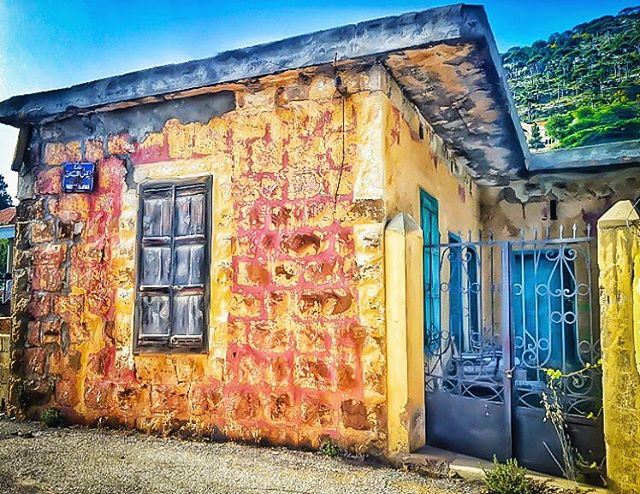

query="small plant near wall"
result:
[541,361,604,485]
[483,458,548,494]
[40,407,65,427]
[319,438,342,458]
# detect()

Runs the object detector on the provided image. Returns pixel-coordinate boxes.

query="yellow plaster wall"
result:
[379,74,482,454]
[382,77,481,237]
[598,201,640,493]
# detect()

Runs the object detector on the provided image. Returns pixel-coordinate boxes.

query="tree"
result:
[502,6,640,147]
[528,122,545,149]
[0,175,13,210]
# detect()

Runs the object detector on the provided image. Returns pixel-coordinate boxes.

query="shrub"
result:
[484,458,548,494]
[40,407,65,427]
[319,439,342,458]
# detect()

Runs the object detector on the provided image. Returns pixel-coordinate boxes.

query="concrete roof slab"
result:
[0,3,529,182]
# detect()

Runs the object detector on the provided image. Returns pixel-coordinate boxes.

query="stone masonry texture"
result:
[10,65,393,453]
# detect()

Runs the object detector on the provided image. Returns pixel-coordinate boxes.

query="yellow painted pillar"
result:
[598,200,640,493]
[385,212,426,456]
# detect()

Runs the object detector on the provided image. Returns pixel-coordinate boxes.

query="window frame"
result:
[133,175,212,355]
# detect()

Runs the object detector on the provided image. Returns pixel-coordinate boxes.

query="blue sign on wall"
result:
[62,163,96,193]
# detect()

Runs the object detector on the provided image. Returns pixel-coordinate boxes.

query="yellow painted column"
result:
[597,200,640,493]
[385,212,426,456]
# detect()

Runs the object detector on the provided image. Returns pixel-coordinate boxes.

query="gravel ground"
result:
[0,418,484,494]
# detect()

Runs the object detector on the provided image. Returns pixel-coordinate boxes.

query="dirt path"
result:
[0,418,483,494]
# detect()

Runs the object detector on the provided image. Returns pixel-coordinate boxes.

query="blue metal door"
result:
[424,231,512,462]
[510,243,604,477]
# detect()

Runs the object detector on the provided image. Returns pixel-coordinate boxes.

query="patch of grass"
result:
[484,458,549,494]
[40,407,65,428]
[319,439,342,458]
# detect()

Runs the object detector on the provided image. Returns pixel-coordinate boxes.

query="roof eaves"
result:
[529,139,640,172]
[0,3,484,127]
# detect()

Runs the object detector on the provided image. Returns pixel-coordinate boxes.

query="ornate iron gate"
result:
[424,226,604,477]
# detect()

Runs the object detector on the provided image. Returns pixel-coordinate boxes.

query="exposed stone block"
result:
[52,194,90,223]
[43,141,81,166]
[229,293,262,318]
[16,200,35,222]
[84,379,116,413]
[341,399,371,431]
[281,232,325,257]
[337,354,358,391]
[13,248,32,270]
[55,376,80,407]
[300,395,333,427]
[305,202,334,229]
[265,291,292,319]
[14,223,32,252]
[32,265,64,292]
[272,261,300,287]
[84,138,104,162]
[20,378,53,407]
[267,355,292,387]
[294,355,333,389]
[237,261,270,286]
[35,166,62,195]
[30,220,56,244]
[296,322,329,353]
[189,386,223,416]
[23,347,47,377]
[303,259,339,285]
[270,204,304,230]
[32,244,67,267]
[150,384,189,418]
[232,391,262,421]
[236,202,267,231]
[248,320,289,353]
[26,321,41,347]
[107,133,134,155]
[269,392,293,421]
[299,289,353,317]
[287,170,325,199]
[235,232,260,257]
[28,293,51,319]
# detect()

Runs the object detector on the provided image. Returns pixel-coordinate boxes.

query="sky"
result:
[0,0,636,197]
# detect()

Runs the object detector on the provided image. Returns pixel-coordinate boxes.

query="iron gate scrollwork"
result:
[424,226,603,477]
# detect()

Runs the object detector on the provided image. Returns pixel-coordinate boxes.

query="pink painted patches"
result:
[131,135,170,164]
[36,166,63,195]
[458,184,466,203]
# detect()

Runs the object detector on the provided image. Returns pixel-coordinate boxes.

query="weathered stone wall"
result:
[10,65,389,452]
[480,168,640,237]
[597,202,640,493]
[0,318,9,410]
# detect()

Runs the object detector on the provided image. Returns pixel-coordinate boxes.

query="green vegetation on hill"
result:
[502,6,640,148]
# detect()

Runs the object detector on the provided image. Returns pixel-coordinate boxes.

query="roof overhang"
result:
[0,3,529,184]
[529,140,640,173]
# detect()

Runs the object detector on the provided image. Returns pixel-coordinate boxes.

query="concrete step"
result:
[396,445,610,493]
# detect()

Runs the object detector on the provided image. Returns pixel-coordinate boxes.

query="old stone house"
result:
[1,4,639,490]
